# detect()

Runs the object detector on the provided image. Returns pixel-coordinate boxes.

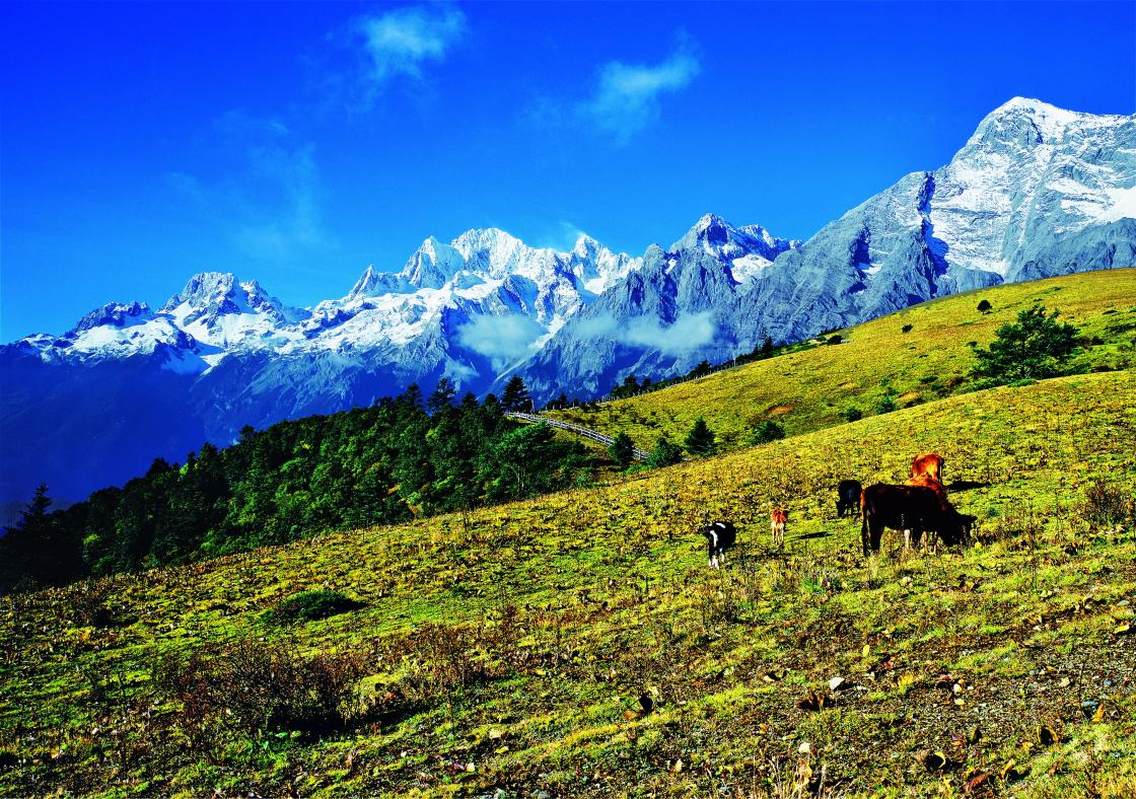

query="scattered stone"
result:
[798,742,813,754]
[828,676,846,692]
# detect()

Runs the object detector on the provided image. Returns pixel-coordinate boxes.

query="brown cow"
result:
[770,507,787,548]
[860,483,973,556]
[909,452,944,485]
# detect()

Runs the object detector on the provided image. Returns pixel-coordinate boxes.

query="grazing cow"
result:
[910,452,945,485]
[860,483,974,556]
[701,521,737,568]
[836,480,862,518]
[770,507,788,548]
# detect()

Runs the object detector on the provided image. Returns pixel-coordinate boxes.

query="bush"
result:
[607,432,635,470]
[842,407,863,423]
[684,418,717,456]
[972,304,1078,383]
[876,393,897,414]
[977,299,993,313]
[646,436,684,468]
[826,334,843,345]
[901,323,913,333]
[264,589,364,625]
[156,638,369,738]
[1081,481,1135,530]
[750,420,786,445]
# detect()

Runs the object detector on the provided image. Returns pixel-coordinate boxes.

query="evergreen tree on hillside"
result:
[973,304,1079,382]
[0,484,83,590]
[684,418,717,456]
[501,376,531,411]
[608,432,635,469]
[646,436,683,467]
[428,377,457,415]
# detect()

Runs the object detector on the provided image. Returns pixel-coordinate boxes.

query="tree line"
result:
[0,379,587,592]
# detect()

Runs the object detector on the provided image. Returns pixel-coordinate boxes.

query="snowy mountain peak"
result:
[161,271,239,312]
[968,96,1128,150]
[71,301,153,333]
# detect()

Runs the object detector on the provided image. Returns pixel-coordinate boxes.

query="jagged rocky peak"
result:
[966,96,1118,150]
[670,213,798,269]
[71,301,153,333]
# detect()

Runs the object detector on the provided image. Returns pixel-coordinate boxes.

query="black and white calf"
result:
[700,521,737,569]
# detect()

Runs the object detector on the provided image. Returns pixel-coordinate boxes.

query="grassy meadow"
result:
[2,365,1134,797]
[548,269,1136,452]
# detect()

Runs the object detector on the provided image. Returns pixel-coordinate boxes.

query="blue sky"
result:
[2,1,1133,339]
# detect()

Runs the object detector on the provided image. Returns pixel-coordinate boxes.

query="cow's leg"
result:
[861,513,871,556]
[870,521,883,554]
[903,528,912,550]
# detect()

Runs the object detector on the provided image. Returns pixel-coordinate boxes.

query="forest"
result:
[0,378,591,591]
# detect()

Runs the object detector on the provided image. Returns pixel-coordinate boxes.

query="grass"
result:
[548,269,1136,452]
[1,368,1134,797]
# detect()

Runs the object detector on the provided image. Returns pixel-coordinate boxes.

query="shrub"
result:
[1081,481,1135,531]
[826,334,843,345]
[972,304,1078,383]
[264,589,364,625]
[876,392,897,414]
[977,299,993,313]
[156,638,369,738]
[750,420,786,445]
[646,436,684,467]
[901,323,913,333]
[842,407,863,423]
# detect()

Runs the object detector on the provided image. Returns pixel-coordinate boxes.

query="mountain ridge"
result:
[3,97,1134,506]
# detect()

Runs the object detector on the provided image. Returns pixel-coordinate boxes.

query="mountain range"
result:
[2,97,1134,507]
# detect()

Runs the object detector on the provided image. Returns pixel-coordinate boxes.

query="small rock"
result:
[828,676,846,692]
[488,729,504,740]
[1059,676,1071,688]
[798,742,812,754]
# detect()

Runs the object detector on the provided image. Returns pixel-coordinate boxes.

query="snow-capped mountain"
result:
[2,97,1133,508]
[518,98,1135,389]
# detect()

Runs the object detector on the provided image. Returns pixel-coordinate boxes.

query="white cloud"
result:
[456,314,545,369]
[579,42,701,144]
[576,312,716,355]
[357,4,466,87]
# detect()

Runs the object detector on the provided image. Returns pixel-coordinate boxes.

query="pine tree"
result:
[608,432,635,469]
[973,304,1078,382]
[684,418,716,456]
[501,376,531,411]
[428,377,457,415]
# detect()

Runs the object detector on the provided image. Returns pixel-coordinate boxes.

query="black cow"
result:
[860,484,974,556]
[700,521,737,568]
[836,480,862,518]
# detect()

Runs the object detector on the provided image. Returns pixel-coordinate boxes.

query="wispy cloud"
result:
[575,312,717,355]
[579,40,701,144]
[357,4,466,88]
[456,314,546,369]
[166,111,332,265]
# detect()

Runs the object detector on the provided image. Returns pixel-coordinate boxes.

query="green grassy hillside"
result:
[550,269,1136,451]
[2,370,1134,798]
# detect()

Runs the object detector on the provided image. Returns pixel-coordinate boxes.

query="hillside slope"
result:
[550,269,1136,451]
[2,370,1134,797]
